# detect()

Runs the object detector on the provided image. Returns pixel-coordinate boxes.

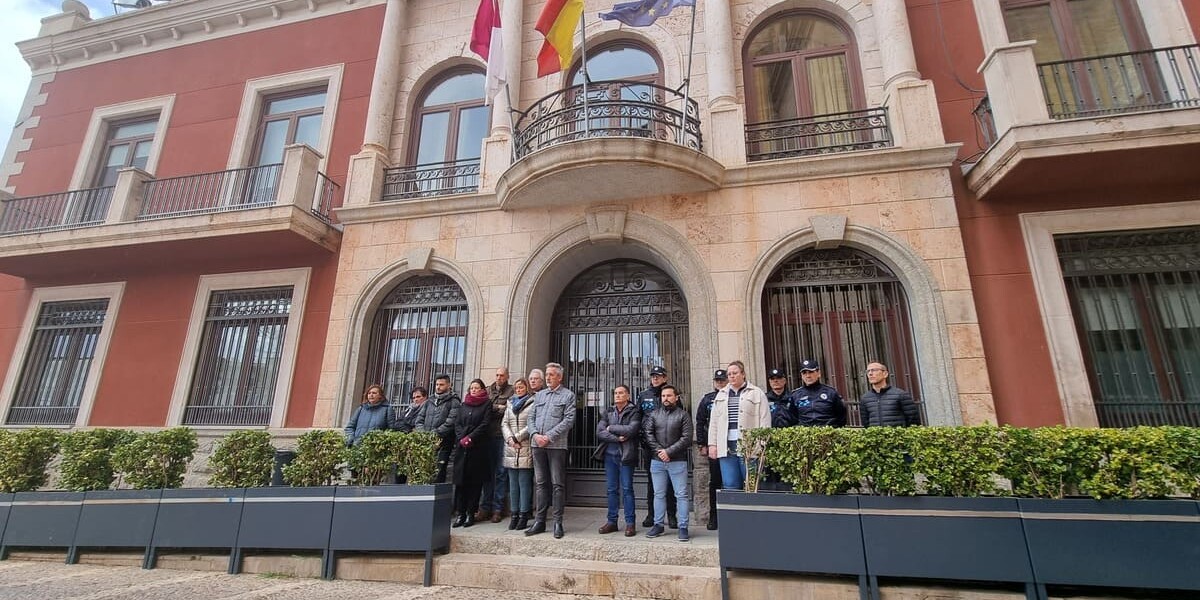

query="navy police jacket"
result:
[787,382,847,427]
[765,388,796,428]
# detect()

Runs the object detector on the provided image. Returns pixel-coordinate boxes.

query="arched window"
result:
[567,42,664,137]
[402,69,490,197]
[743,12,872,159]
[364,274,469,409]
[761,247,922,426]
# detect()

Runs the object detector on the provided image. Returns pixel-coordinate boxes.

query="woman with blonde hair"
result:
[502,377,535,530]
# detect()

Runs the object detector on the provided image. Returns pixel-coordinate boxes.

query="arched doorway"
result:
[550,259,690,505]
[761,247,923,426]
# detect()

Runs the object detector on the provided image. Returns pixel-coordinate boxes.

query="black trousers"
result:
[434,447,452,484]
[532,447,567,523]
[642,447,676,516]
[706,456,722,520]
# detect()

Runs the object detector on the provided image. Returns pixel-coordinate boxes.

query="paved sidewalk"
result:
[0,560,641,600]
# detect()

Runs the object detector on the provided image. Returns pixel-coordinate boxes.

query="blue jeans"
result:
[718,455,747,491]
[604,452,636,525]
[650,458,689,528]
[507,467,533,513]
[480,437,508,512]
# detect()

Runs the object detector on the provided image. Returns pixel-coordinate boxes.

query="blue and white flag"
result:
[598,0,694,27]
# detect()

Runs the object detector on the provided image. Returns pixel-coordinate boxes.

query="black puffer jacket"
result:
[859,386,920,427]
[415,392,460,444]
[642,404,693,461]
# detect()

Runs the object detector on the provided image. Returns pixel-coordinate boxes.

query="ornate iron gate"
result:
[1056,227,1200,427]
[551,260,690,506]
[762,248,922,426]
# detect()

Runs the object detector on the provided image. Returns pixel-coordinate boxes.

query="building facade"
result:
[0,0,1196,500]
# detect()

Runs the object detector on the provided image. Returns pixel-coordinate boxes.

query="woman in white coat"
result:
[706,361,771,491]
[501,378,535,530]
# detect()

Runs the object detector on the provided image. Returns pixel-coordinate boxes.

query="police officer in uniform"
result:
[787,359,848,427]
[765,368,795,428]
[638,365,677,529]
[695,369,726,530]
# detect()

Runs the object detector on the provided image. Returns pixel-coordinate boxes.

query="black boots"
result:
[508,513,520,530]
[452,513,468,528]
[515,512,529,530]
[706,513,718,530]
[524,520,546,536]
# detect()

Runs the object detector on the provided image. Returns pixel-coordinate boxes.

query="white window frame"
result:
[0,282,125,428]
[166,268,311,429]
[1020,200,1200,428]
[227,64,344,173]
[69,96,174,190]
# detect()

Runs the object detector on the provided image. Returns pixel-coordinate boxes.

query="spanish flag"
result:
[535,0,584,77]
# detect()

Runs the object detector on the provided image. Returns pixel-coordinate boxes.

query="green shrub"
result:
[282,430,346,486]
[345,430,400,485]
[208,430,275,488]
[112,428,198,489]
[1081,427,1181,500]
[59,429,136,491]
[397,431,440,485]
[0,428,62,493]
[909,426,1003,497]
[853,426,917,496]
[998,426,1104,499]
[1159,426,1200,499]
[764,427,860,495]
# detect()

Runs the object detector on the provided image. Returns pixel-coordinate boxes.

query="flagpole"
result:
[504,80,518,162]
[579,9,590,136]
[678,1,697,145]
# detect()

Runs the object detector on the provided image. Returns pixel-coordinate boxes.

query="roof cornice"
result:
[18,0,385,74]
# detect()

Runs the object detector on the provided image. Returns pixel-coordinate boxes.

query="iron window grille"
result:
[5,299,109,426]
[183,286,294,427]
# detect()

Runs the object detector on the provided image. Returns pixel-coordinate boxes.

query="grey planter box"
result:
[149,488,245,573]
[0,491,84,562]
[232,486,336,576]
[1020,498,1200,595]
[860,496,1035,599]
[716,491,868,600]
[327,484,453,585]
[73,489,162,568]
[0,493,11,549]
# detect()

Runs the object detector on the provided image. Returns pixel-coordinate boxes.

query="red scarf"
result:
[463,389,490,407]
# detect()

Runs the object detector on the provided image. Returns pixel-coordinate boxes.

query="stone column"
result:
[362,0,408,153]
[106,167,152,223]
[972,0,1009,54]
[277,144,322,212]
[704,0,747,165]
[979,41,1049,134]
[873,0,920,87]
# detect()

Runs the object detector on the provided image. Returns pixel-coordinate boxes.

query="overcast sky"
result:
[0,0,114,146]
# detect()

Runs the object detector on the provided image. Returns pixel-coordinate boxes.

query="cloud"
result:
[0,1,113,149]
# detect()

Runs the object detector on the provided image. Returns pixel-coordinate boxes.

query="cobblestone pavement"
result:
[0,560,641,600]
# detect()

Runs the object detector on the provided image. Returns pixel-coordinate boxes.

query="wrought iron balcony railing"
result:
[745,107,894,162]
[0,186,114,236]
[512,80,702,159]
[381,158,480,201]
[973,96,997,149]
[315,172,340,224]
[139,163,283,220]
[1038,44,1200,119]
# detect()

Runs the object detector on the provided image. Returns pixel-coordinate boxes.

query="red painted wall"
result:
[1185,0,1200,37]
[908,0,1200,426]
[0,6,382,428]
[9,5,383,196]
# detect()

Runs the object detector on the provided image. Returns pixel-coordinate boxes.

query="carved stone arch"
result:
[743,224,964,425]
[333,252,486,425]
[733,0,884,93]
[505,209,718,404]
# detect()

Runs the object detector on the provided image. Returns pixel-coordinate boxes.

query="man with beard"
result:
[637,365,676,529]
[414,374,461,483]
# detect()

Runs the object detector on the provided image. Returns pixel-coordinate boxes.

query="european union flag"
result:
[598,0,694,27]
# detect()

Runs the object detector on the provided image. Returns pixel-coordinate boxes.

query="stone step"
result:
[434,552,721,600]
[449,508,718,568]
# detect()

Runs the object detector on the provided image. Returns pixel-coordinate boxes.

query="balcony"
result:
[496,80,724,208]
[745,108,894,162]
[968,43,1200,199]
[380,158,480,201]
[0,145,340,278]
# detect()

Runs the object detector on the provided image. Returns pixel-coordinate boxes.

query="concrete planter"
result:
[233,486,336,576]
[73,489,162,568]
[716,491,869,600]
[1020,498,1200,595]
[0,493,11,547]
[327,484,454,585]
[0,491,85,561]
[148,488,245,573]
[859,496,1035,598]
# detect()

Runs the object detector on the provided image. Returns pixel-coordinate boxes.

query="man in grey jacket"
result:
[643,385,693,542]
[414,375,460,484]
[524,362,576,539]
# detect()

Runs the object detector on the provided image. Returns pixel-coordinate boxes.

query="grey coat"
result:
[415,392,460,444]
[525,385,576,450]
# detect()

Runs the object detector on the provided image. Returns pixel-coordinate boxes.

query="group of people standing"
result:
[344,356,919,542]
